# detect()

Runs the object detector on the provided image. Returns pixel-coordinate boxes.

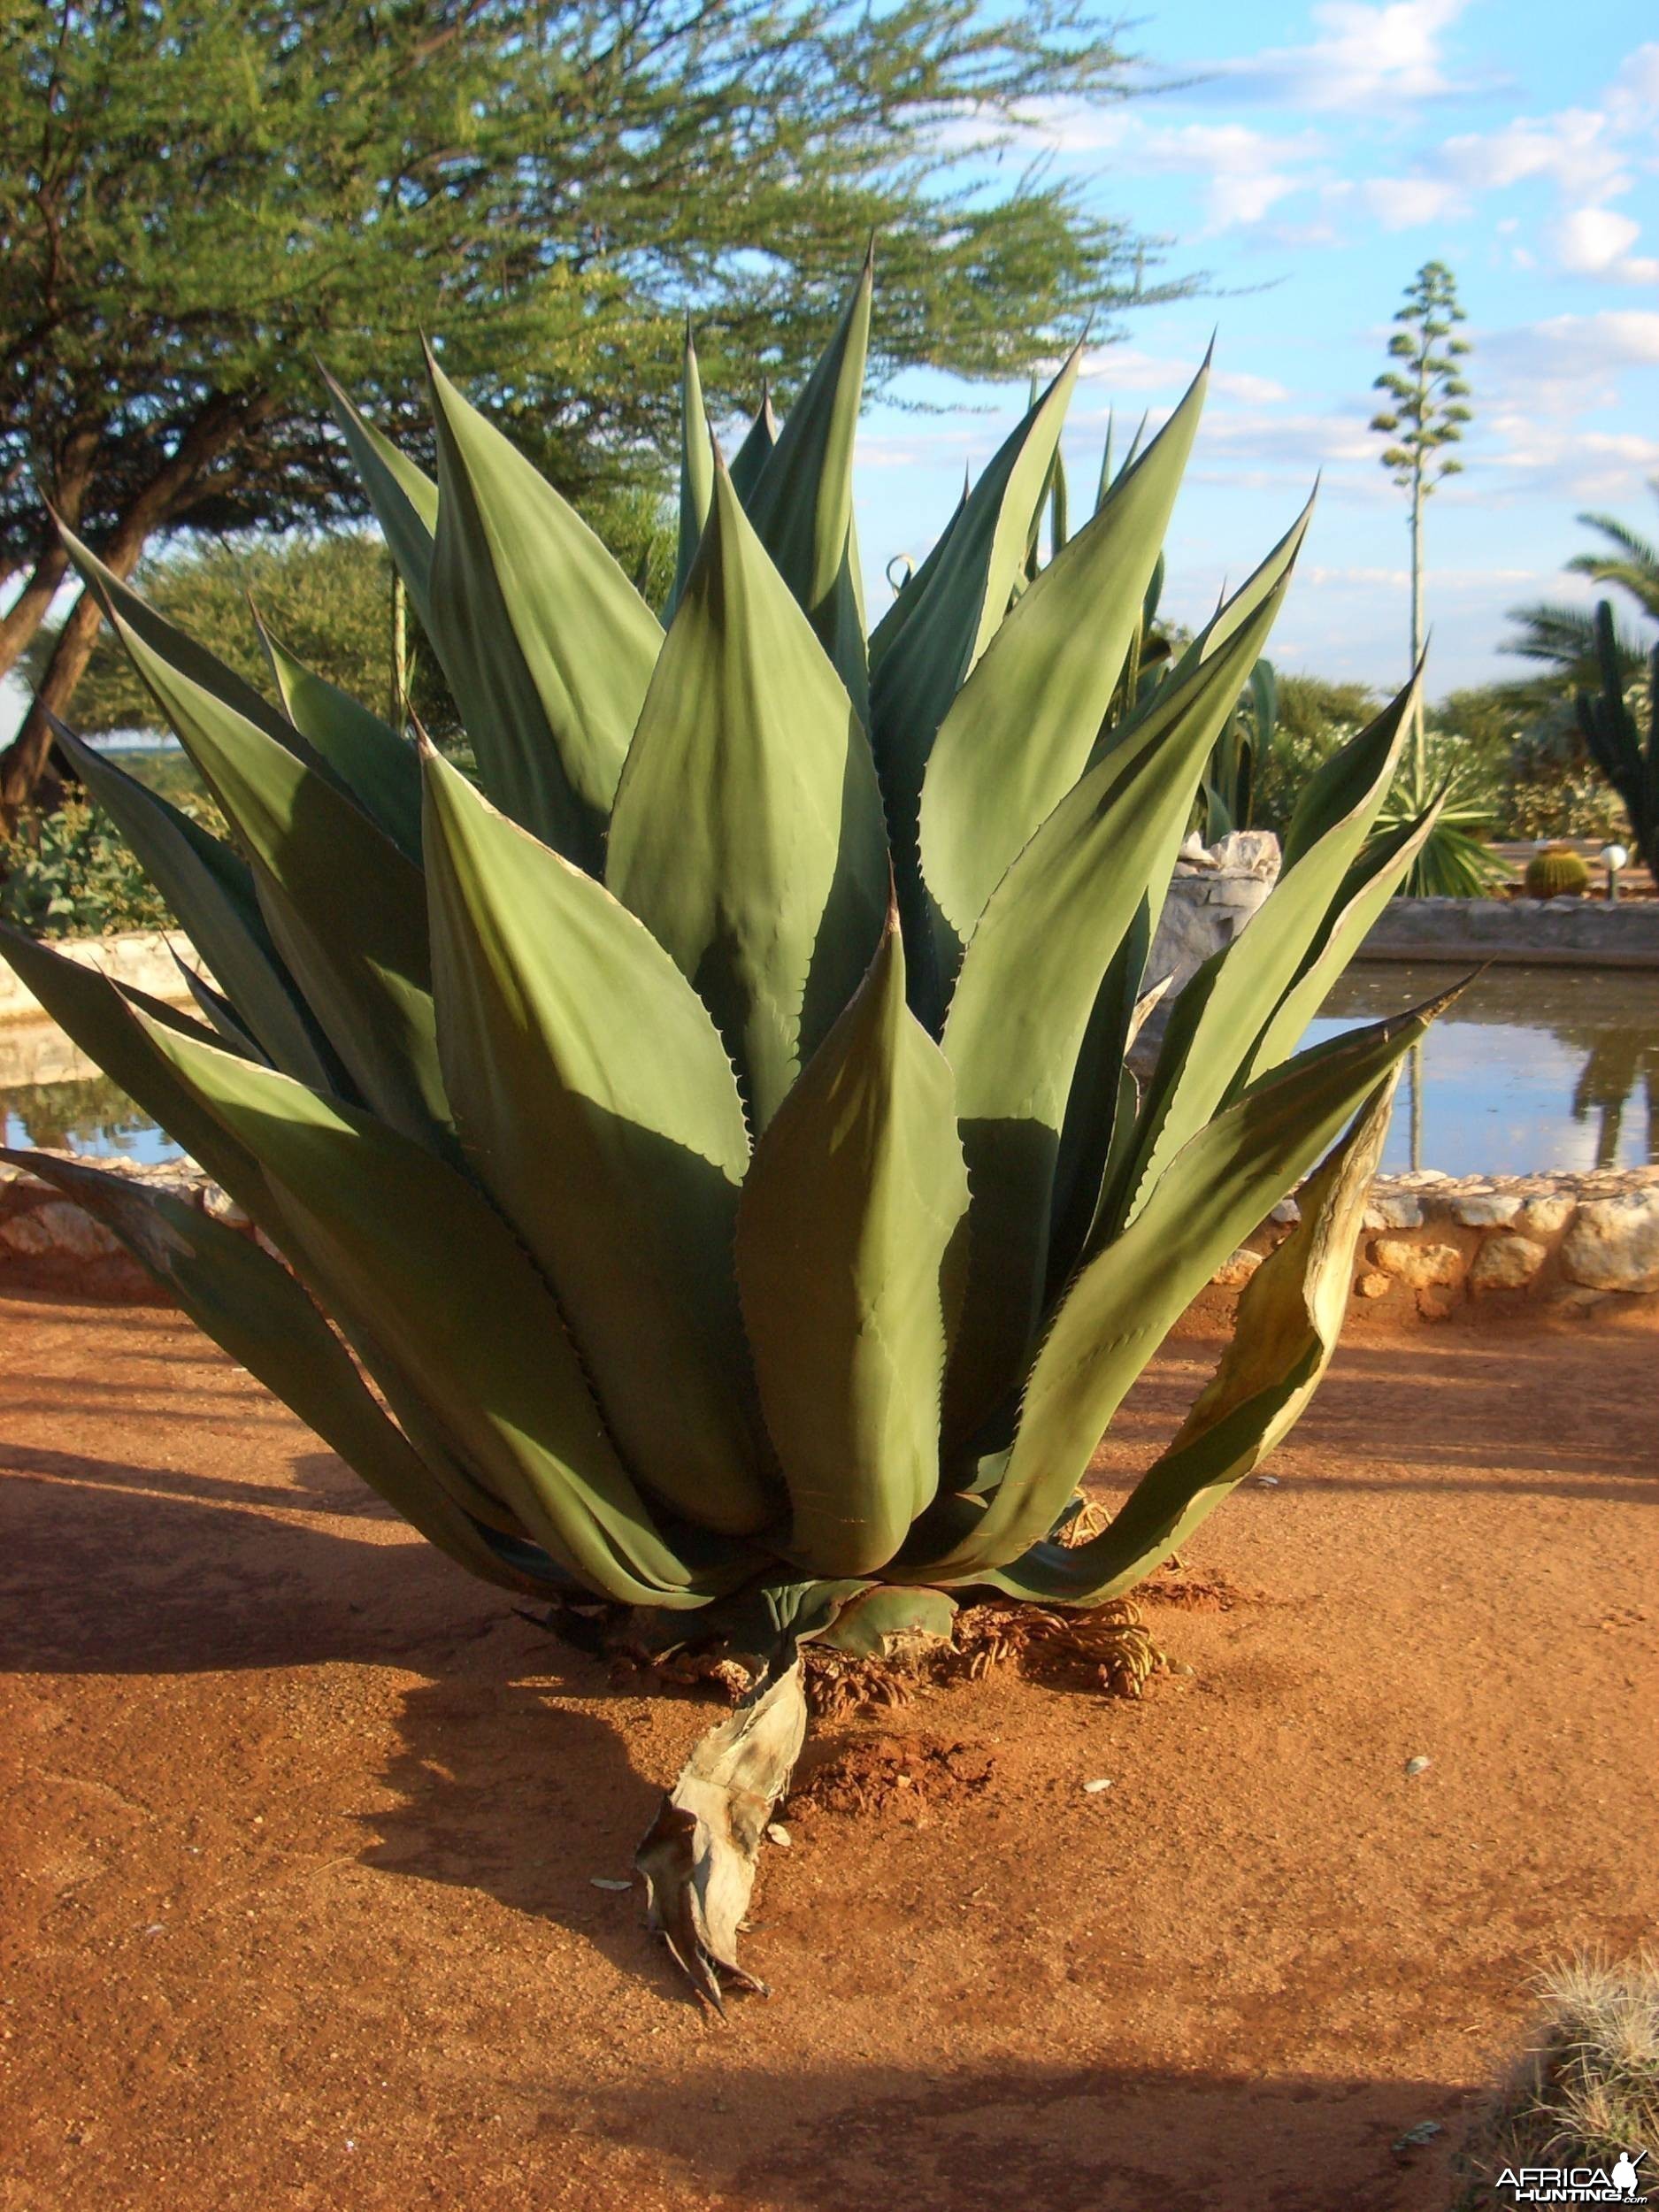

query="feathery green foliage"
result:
[1,270,1449,1651]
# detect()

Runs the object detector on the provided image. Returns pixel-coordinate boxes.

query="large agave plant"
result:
[3,260,1450,2005]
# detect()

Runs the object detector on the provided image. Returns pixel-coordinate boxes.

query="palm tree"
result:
[1506,480,1658,684]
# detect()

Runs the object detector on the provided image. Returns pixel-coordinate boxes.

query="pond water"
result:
[2,961,1655,1179]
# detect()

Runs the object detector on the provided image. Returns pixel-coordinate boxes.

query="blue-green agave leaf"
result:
[606,466,889,1133]
[736,914,971,1577]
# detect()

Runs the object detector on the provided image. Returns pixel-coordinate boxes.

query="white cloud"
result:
[1548,208,1659,285]
[1076,348,1289,405]
[1328,43,1659,250]
[1189,0,1479,114]
[1016,112,1325,233]
[1481,309,1659,415]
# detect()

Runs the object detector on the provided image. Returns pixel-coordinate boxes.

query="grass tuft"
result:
[1453,1953,1659,2206]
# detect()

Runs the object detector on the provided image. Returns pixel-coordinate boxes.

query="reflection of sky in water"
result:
[3,1100,181,1165]
[2,962,1656,1177]
[1304,963,1659,1176]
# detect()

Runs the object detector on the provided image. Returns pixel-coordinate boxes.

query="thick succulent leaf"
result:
[172,951,268,1062]
[49,720,340,1090]
[422,747,774,1538]
[735,916,971,1577]
[978,1073,1397,1604]
[319,370,438,627]
[866,349,1080,894]
[1240,803,1441,1087]
[0,925,280,1213]
[813,1584,958,1657]
[1282,649,1424,868]
[258,621,426,864]
[1197,495,1315,668]
[728,386,779,503]
[606,466,888,1132]
[55,521,300,751]
[670,326,716,621]
[84,595,447,1146]
[1043,902,1150,1296]
[866,474,968,675]
[916,984,1461,1581]
[741,255,872,715]
[1113,676,1416,1231]
[425,354,662,864]
[939,595,1281,1440]
[1,1147,543,1593]
[919,357,1210,973]
[131,1015,749,1609]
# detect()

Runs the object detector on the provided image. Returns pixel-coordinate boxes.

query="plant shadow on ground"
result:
[562,2057,1479,2212]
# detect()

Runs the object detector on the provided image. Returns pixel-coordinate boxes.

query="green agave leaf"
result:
[319,369,439,628]
[53,520,300,752]
[606,466,888,1133]
[813,1584,958,1658]
[866,472,968,675]
[866,349,1081,906]
[978,1072,1397,1604]
[919,357,1210,975]
[48,720,340,1090]
[669,324,716,621]
[83,592,448,1147]
[1043,903,1150,1298]
[1,1146,544,1594]
[0,924,280,1213]
[939,594,1282,1441]
[171,950,268,1062]
[1196,495,1314,669]
[917,982,1462,1581]
[132,1013,749,1609]
[422,746,775,1538]
[728,385,780,503]
[735,915,971,1577]
[1113,673,1416,1232]
[741,254,872,716]
[1240,802,1441,1087]
[257,618,426,864]
[1283,649,1424,869]
[425,352,662,864]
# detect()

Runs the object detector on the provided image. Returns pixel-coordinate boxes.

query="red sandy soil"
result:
[1,1289,1655,2212]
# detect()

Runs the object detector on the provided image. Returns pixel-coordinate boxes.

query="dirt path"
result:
[1,1291,1655,2212]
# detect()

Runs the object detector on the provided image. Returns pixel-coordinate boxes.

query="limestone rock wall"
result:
[7,1148,1655,1325]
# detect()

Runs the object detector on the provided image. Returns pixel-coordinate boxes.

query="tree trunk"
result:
[0,396,252,828]
[0,430,102,683]
[0,543,73,680]
[0,580,115,822]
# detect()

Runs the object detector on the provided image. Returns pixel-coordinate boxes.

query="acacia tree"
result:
[1369,260,1472,778]
[0,0,1186,824]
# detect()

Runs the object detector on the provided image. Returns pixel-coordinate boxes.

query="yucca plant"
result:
[2,259,1452,2008]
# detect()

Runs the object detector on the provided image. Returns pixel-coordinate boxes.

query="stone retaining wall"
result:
[1224,1166,1659,1321]
[1357,895,1659,968]
[5,1148,1655,1324]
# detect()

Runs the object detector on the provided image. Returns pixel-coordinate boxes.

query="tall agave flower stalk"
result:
[3,260,1449,2006]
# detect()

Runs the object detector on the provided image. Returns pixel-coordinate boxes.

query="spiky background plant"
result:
[2,260,1451,2007]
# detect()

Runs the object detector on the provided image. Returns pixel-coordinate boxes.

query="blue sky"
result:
[854,0,1659,699]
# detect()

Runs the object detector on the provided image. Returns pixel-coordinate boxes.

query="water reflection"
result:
[1,961,1656,1179]
[1309,962,1659,1176]
[2,1072,182,1164]
[1571,1034,1659,1170]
